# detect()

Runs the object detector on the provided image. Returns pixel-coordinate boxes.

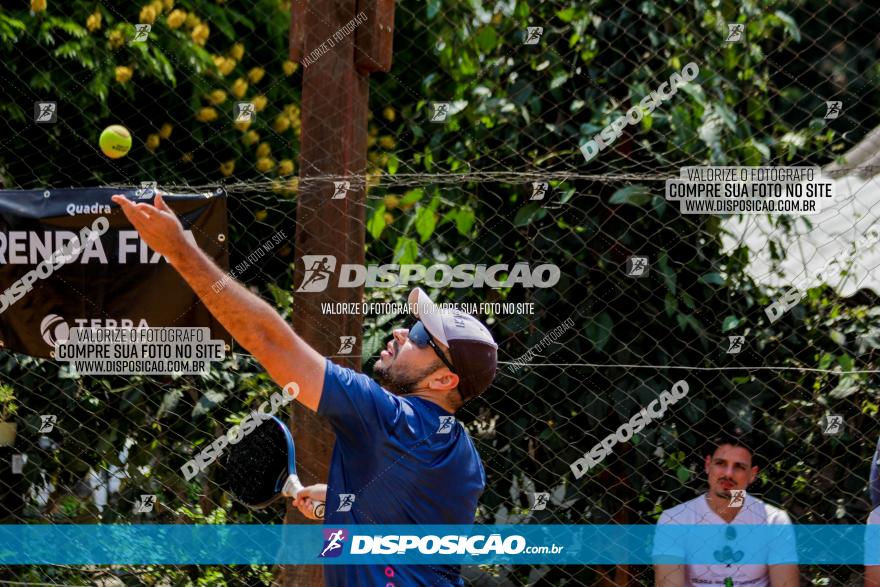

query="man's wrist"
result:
[165,231,198,265]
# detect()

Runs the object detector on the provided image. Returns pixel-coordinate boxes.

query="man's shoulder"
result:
[657,495,704,523]
[745,494,792,523]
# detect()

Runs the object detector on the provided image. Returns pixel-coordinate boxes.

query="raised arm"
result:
[111,193,325,411]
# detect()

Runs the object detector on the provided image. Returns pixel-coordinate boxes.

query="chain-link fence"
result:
[2,0,880,585]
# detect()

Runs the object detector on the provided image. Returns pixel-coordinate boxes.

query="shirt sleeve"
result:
[652,510,687,563]
[317,358,403,445]
[766,509,798,565]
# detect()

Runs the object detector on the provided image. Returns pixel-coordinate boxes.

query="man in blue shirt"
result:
[112,193,498,586]
[293,286,497,586]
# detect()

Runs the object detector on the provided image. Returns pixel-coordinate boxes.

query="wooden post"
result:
[281,1,393,585]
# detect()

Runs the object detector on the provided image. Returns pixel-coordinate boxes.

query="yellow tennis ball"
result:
[99,125,132,159]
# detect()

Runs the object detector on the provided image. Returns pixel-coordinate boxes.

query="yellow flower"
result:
[256,157,275,173]
[31,0,47,13]
[218,57,235,76]
[252,95,267,112]
[256,142,271,158]
[229,43,244,61]
[115,66,133,83]
[277,159,295,176]
[491,13,502,25]
[272,116,290,133]
[208,89,227,105]
[191,23,209,46]
[150,0,163,14]
[86,11,102,32]
[366,170,383,190]
[145,134,160,152]
[368,125,378,137]
[185,13,200,29]
[382,107,396,122]
[379,135,396,150]
[367,135,376,147]
[182,152,193,163]
[383,195,400,209]
[139,5,157,24]
[163,0,174,9]
[220,160,235,176]
[234,119,252,132]
[384,213,394,225]
[248,67,265,84]
[196,107,218,122]
[166,9,186,28]
[255,210,268,222]
[282,60,298,76]
[231,78,248,99]
[159,123,173,139]
[242,130,260,146]
[108,30,125,49]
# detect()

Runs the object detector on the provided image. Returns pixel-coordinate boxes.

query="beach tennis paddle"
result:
[221,415,324,518]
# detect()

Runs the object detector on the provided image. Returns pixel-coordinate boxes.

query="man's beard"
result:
[375,358,441,396]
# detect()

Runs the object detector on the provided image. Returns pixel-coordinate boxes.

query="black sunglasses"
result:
[409,321,456,373]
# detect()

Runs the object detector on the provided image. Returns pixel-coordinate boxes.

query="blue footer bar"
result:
[0,525,878,565]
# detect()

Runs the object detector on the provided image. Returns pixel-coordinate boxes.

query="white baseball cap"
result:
[407,287,498,400]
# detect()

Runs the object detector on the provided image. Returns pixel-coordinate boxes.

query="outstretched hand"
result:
[111,192,194,261]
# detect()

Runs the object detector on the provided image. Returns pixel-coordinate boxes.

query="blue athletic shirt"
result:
[318,358,486,587]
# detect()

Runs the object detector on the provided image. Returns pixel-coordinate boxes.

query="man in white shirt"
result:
[653,434,799,587]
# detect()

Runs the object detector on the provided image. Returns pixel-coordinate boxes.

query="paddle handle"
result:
[282,474,325,520]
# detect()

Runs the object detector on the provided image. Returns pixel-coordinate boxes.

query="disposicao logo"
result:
[296,255,560,292]
[319,529,348,558]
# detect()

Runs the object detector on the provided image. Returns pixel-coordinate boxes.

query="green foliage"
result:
[0,383,17,421]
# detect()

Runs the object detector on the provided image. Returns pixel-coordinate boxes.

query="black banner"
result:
[0,187,231,359]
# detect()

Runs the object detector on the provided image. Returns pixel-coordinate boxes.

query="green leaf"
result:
[700,272,725,286]
[557,8,576,22]
[393,236,419,265]
[455,205,475,236]
[651,195,667,217]
[427,0,442,19]
[415,206,438,243]
[658,253,677,295]
[400,188,424,207]
[773,10,801,43]
[475,27,497,52]
[585,312,613,352]
[828,329,845,346]
[514,203,547,227]
[367,204,387,240]
[676,466,691,483]
[387,154,398,175]
[830,375,860,399]
[609,185,652,207]
[721,316,741,332]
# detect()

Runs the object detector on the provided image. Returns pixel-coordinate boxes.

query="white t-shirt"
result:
[866,506,880,566]
[652,492,797,587]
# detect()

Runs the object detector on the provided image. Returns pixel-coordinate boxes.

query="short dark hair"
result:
[704,431,756,462]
